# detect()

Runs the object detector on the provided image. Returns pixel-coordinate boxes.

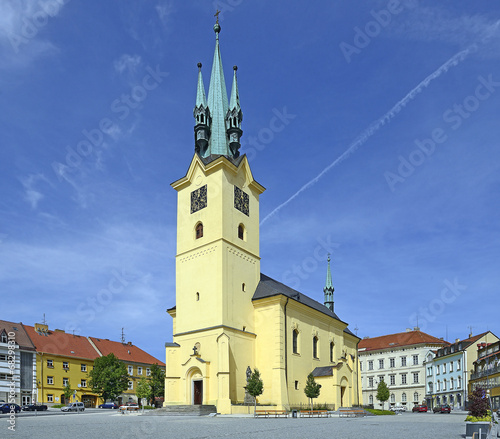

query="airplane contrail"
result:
[260,45,476,226]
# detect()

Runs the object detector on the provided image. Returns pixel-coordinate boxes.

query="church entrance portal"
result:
[193,380,203,405]
[341,386,346,407]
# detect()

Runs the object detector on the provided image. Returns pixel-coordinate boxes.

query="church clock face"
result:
[191,185,207,213]
[234,186,249,216]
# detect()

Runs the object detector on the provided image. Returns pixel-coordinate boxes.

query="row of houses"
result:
[0,320,165,407]
[359,328,499,410]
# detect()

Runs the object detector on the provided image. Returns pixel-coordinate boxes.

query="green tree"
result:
[136,377,152,407]
[304,373,321,410]
[376,380,390,410]
[246,368,264,414]
[63,383,73,404]
[88,353,129,403]
[149,364,165,407]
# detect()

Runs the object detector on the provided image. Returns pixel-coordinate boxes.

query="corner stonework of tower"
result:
[193,21,242,160]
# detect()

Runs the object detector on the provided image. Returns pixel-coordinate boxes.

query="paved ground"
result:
[0,409,480,439]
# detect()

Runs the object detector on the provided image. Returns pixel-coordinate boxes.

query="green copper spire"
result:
[205,22,230,157]
[196,62,207,107]
[229,65,241,113]
[323,255,334,312]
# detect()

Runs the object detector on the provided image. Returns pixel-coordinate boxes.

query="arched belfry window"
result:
[292,329,299,354]
[238,224,245,240]
[200,114,204,123]
[195,222,203,239]
[330,341,335,363]
[313,336,319,359]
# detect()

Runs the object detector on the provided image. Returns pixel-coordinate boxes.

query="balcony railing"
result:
[470,364,500,380]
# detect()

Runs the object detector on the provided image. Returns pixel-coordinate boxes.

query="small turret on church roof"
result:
[193,19,242,160]
[323,255,334,312]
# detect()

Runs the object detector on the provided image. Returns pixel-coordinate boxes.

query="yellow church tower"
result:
[165,20,361,414]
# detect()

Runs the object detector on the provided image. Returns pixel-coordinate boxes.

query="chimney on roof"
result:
[455,338,460,343]
[406,328,412,332]
[413,327,420,331]
[34,323,48,333]
[469,332,473,338]
[127,341,132,346]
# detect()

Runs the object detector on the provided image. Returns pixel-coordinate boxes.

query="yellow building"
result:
[164,21,361,414]
[469,339,500,410]
[24,324,100,407]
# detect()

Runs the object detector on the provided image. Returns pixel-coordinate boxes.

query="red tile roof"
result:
[0,320,36,351]
[23,324,100,360]
[358,330,449,352]
[89,337,165,366]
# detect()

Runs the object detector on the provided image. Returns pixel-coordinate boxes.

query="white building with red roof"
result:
[358,328,449,409]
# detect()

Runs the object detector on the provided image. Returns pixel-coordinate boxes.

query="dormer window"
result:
[196,222,203,239]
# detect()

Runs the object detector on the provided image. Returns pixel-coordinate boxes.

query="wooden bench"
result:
[254,410,288,418]
[299,410,330,417]
[338,408,365,417]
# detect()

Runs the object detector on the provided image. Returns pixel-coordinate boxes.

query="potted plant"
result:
[465,387,491,439]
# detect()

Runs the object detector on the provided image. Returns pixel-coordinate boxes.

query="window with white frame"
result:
[413,355,419,365]
[359,362,363,371]
[427,367,432,376]
[442,364,446,374]
[457,359,461,371]
[138,367,142,375]
[63,378,69,386]
[128,365,133,375]
[401,357,407,367]
[437,381,440,391]
[390,358,395,368]
[436,365,440,375]
[401,374,407,385]
[378,376,384,383]
[0,332,7,343]
[379,359,384,369]
[47,359,53,368]
[81,379,86,388]
[402,393,407,402]
[443,379,447,390]
[368,360,373,370]
[413,372,419,384]
[63,361,69,370]
[414,392,419,402]
[47,394,53,402]
[458,376,462,388]
[47,376,53,385]
[128,381,133,390]
[369,377,374,387]
[428,382,433,393]
[81,364,87,372]
[450,378,454,389]
[450,362,453,372]
[391,393,395,403]
[369,395,374,404]
[390,375,395,385]
[146,368,151,376]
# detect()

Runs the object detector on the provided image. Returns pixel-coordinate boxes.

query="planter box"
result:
[465,421,490,439]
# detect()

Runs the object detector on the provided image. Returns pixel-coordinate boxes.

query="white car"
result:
[393,405,407,412]
[61,402,85,412]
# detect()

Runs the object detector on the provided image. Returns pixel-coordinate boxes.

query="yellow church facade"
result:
[164,21,361,414]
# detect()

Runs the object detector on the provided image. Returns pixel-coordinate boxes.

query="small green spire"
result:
[229,65,241,113]
[195,62,207,108]
[324,254,334,312]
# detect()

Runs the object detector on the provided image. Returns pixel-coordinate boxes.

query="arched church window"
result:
[238,224,245,240]
[196,292,199,301]
[200,114,204,124]
[369,394,373,405]
[391,393,395,403]
[330,341,335,363]
[402,392,407,402]
[313,336,319,359]
[242,283,245,292]
[413,392,419,402]
[292,329,299,354]
[196,222,203,239]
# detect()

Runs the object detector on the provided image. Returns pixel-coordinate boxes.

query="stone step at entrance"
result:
[143,405,218,416]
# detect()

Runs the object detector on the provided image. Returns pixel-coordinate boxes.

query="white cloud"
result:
[156,1,174,27]
[114,53,142,75]
[20,173,51,209]
[0,0,66,68]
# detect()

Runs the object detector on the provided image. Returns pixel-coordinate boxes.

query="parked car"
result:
[61,402,85,412]
[433,405,451,413]
[412,405,428,412]
[23,404,48,411]
[0,403,21,414]
[119,402,140,412]
[393,405,407,412]
[99,402,118,409]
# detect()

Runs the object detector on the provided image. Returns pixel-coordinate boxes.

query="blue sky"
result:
[1,1,499,361]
